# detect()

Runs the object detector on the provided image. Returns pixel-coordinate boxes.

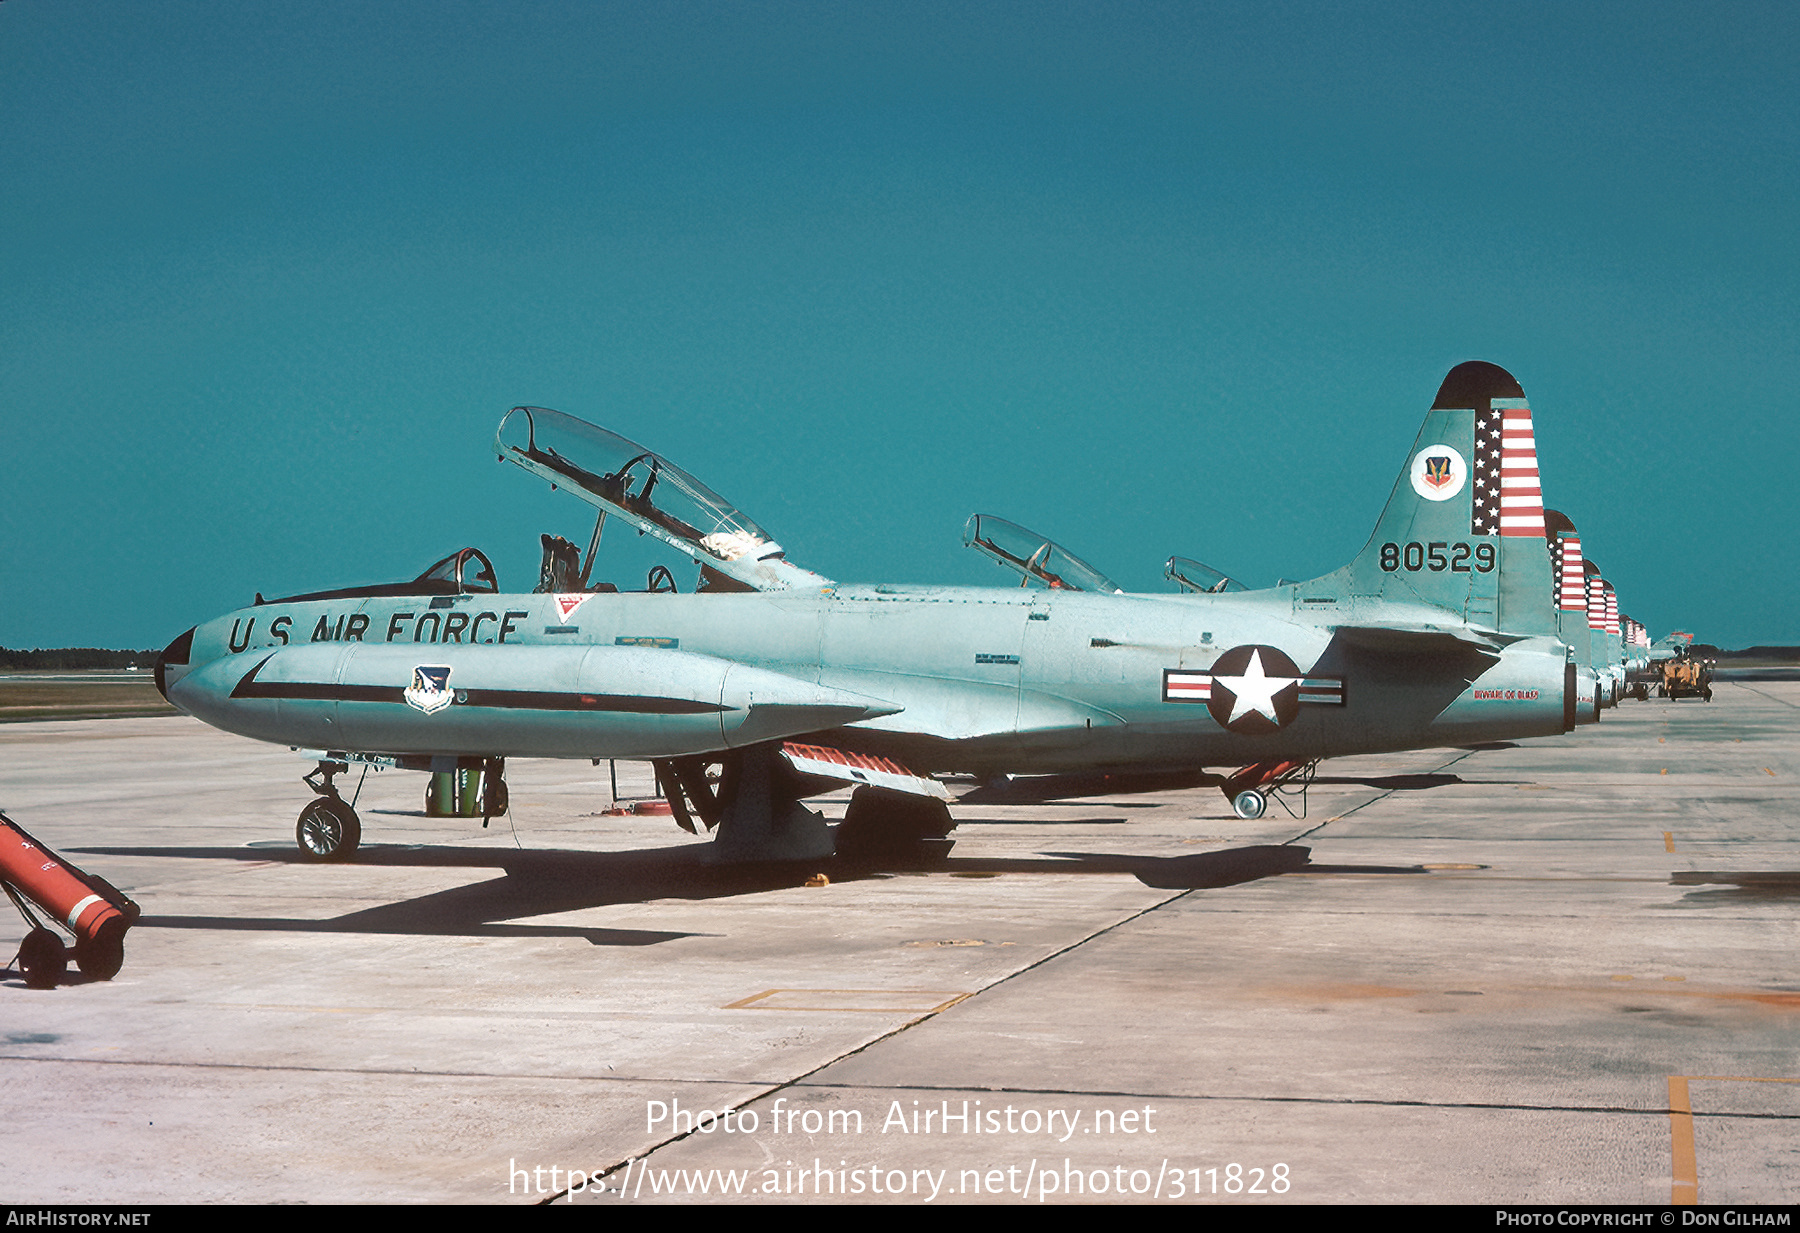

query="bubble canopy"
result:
[1164,556,1248,594]
[495,407,830,592]
[962,514,1123,594]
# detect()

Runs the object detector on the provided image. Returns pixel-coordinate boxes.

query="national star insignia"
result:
[1210,649,1300,725]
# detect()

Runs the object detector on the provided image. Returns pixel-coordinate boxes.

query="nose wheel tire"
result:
[1232,789,1268,821]
[297,796,361,862]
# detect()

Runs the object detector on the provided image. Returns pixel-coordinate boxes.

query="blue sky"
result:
[3,1,1795,650]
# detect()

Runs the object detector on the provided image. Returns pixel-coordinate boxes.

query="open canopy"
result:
[1164,556,1247,594]
[962,514,1123,593]
[496,407,831,592]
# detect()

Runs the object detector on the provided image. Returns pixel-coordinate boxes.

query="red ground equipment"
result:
[2,810,139,989]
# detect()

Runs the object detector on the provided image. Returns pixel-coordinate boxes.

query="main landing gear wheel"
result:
[18,927,67,989]
[296,796,361,862]
[1232,790,1268,821]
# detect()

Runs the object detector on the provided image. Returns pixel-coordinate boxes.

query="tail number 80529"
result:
[1379,541,1495,573]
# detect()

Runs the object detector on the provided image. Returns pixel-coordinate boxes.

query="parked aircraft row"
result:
[157,361,1665,863]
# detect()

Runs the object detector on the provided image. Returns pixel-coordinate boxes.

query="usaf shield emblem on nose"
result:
[404,665,455,714]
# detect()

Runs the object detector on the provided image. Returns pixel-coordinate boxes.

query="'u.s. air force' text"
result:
[226,610,533,652]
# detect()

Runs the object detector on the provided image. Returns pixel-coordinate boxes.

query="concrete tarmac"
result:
[0,684,1794,1204]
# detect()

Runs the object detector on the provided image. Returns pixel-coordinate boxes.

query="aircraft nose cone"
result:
[154,628,195,702]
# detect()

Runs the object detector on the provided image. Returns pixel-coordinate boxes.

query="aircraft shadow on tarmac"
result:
[69,831,1432,940]
[1668,871,1800,904]
[954,771,1219,804]
[1308,772,1478,791]
[70,842,784,946]
[1037,845,1432,889]
[955,768,1509,806]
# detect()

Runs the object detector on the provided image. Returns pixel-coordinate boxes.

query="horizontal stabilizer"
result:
[1329,623,1521,656]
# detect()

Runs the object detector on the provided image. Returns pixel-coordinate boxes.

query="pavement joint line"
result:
[0,1054,794,1083]
[564,889,1190,1203]
[1286,748,1481,844]
[1668,1074,1800,1205]
[1730,683,1800,710]
[15,1047,1786,1120]
[783,1080,1800,1120]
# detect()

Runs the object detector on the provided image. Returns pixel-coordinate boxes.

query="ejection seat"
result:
[536,534,584,593]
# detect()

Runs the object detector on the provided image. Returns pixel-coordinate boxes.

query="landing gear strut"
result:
[1222,759,1318,821]
[655,746,834,862]
[297,761,361,862]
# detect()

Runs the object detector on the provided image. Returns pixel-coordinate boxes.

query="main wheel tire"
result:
[482,776,509,817]
[1232,789,1268,820]
[296,796,361,862]
[18,927,67,989]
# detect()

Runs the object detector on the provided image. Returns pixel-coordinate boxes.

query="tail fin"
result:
[1332,361,1556,634]
[1546,508,1594,661]
[1546,508,1603,724]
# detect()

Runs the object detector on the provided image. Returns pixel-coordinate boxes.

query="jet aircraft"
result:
[157,361,1582,863]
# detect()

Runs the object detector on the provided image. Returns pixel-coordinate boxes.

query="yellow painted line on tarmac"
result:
[1663,832,1675,852]
[1668,1076,1696,1205]
[725,988,973,1013]
[1668,1074,1800,1205]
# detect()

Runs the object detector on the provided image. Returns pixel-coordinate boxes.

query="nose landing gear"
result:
[297,761,362,862]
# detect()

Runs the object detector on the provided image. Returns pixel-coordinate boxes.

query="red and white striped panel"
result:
[1603,584,1620,636]
[1163,671,1212,702]
[1498,402,1545,537]
[1586,572,1606,632]
[1555,535,1587,612]
[780,742,952,800]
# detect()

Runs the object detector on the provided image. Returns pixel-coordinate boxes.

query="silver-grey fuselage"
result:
[165,580,1569,777]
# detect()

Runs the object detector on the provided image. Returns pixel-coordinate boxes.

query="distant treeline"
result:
[1717,646,1800,661]
[0,647,160,670]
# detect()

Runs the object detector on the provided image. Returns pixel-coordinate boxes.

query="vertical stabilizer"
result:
[1546,510,1592,662]
[1334,362,1556,634]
